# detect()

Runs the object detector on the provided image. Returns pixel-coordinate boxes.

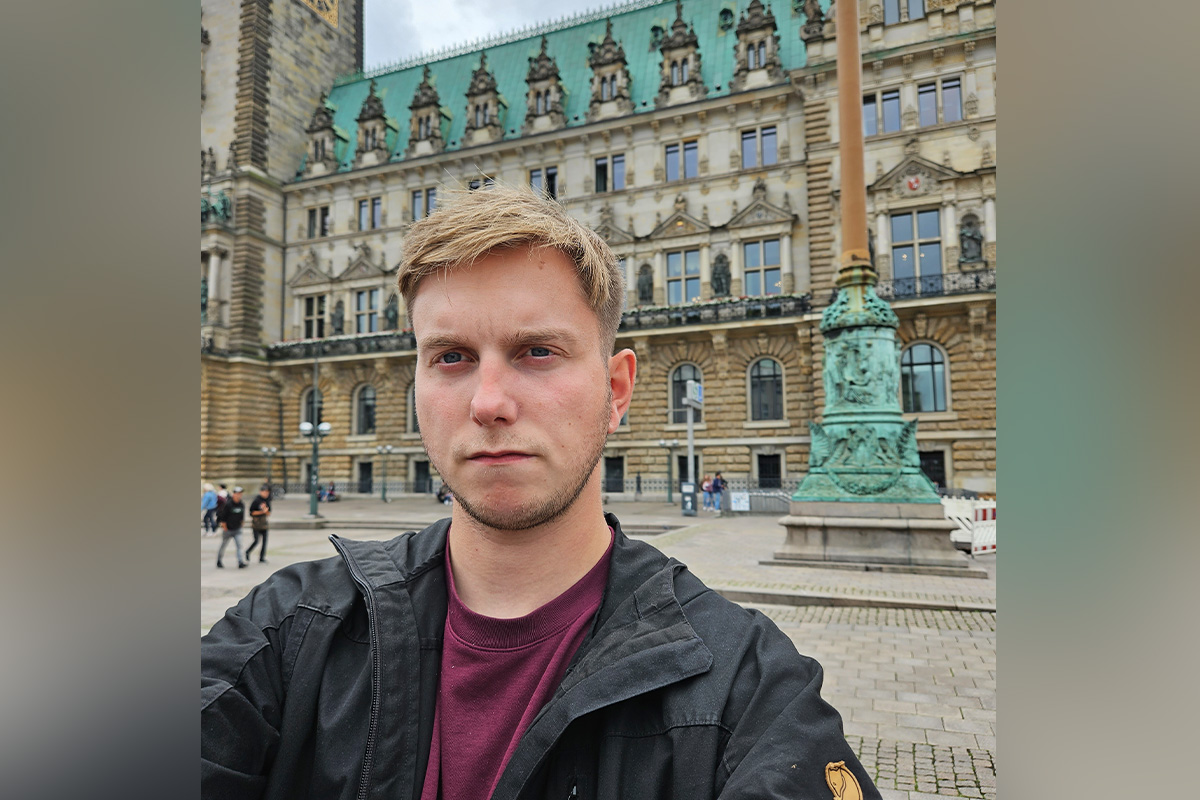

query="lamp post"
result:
[300,420,331,518]
[261,446,277,496]
[375,444,393,503]
[657,438,679,503]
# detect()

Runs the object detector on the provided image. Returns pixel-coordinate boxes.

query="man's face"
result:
[259,489,269,498]
[411,245,633,531]
[232,492,243,502]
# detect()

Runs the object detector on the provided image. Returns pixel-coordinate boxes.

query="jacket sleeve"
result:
[715,613,880,800]
[201,571,304,798]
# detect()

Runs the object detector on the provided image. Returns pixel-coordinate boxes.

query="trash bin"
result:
[680,482,697,517]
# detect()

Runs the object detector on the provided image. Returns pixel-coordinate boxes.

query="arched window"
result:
[601,77,611,101]
[355,385,377,435]
[671,61,680,86]
[483,104,490,124]
[749,358,784,421]
[748,44,758,70]
[757,41,766,67]
[608,74,616,97]
[474,105,482,127]
[302,388,323,426]
[901,343,947,412]
[408,382,420,434]
[671,364,703,424]
[536,91,545,115]
[681,58,689,83]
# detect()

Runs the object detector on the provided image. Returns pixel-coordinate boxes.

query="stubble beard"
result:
[421,388,613,532]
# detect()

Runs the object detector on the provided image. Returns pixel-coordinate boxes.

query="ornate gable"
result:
[464,52,505,145]
[587,19,634,122]
[656,0,706,108]
[305,93,338,176]
[651,209,712,239]
[870,155,963,200]
[594,206,634,245]
[355,80,391,166]
[407,66,446,157]
[729,178,795,229]
[729,0,783,92]
[334,243,389,282]
[524,37,566,134]
[289,249,332,288]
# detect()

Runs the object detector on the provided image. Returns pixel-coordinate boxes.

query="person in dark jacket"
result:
[214,486,247,569]
[245,485,271,563]
[201,186,878,800]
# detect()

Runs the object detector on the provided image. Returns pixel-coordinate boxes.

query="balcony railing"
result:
[266,330,417,360]
[875,268,995,301]
[619,294,812,332]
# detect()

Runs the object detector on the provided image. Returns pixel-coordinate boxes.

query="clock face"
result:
[301,0,339,28]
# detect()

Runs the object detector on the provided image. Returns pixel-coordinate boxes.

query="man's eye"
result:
[439,352,463,364]
[529,347,552,358]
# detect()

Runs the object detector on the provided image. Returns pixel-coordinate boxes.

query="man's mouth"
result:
[467,451,533,465]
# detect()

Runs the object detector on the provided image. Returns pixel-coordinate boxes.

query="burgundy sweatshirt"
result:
[419,530,613,800]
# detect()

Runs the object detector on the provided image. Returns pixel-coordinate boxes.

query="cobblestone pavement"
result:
[202,496,996,798]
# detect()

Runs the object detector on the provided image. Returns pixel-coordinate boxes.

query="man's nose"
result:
[469,359,518,426]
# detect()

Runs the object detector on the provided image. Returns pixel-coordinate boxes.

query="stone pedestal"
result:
[777,500,974,570]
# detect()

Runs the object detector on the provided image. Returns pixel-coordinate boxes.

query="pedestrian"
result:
[200,482,218,535]
[700,474,713,511]
[711,471,726,512]
[214,485,247,569]
[244,484,271,564]
[215,483,228,517]
[202,185,877,800]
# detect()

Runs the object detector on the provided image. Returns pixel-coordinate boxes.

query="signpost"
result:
[681,379,704,516]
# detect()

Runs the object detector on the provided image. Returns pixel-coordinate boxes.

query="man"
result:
[202,186,878,800]
[711,471,726,513]
[214,486,247,569]
[201,482,218,535]
[244,485,271,563]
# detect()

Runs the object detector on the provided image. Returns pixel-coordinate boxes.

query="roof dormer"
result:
[464,52,505,147]
[407,66,447,159]
[355,80,392,168]
[305,93,339,177]
[523,37,566,135]
[728,0,783,93]
[587,19,634,122]
[656,1,706,109]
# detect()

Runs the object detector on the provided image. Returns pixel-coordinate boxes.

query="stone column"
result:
[653,250,666,306]
[780,233,794,293]
[730,236,743,297]
[942,201,958,272]
[700,244,711,300]
[875,212,890,280]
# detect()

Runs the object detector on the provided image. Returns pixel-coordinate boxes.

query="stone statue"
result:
[384,294,400,330]
[868,228,876,267]
[637,264,654,304]
[711,253,731,297]
[201,276,209,323]
[331,300,345,335]
[959,216,984,263]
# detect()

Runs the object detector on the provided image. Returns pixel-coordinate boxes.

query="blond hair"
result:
[397,183,625,351]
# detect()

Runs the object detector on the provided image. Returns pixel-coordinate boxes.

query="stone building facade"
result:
[200,0,997,497]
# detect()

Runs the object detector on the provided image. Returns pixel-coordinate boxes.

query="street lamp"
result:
[657,438,679,503]
[300,420,331,518]
[375,444,393,503]
[260,446,277,496]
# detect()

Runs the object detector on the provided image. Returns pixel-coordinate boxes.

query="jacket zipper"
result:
[333,540,382,800]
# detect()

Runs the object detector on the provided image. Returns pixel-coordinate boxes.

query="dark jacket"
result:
[216,497,245,531]
[201,515,879,800]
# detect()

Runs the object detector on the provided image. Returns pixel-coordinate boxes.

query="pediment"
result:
[650,210,711,239]
[335,245,390,282]
[594,221,634,245]
[728,198,794,229]
[289,253,331,288]
[870,155,963,199]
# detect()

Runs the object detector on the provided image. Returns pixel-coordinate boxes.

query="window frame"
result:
[354,288,381,334]
[303,294,326,339]
[354,384,377,435]
[664,140,699,182]
[740,126,778,169]
[302,387,324,426]
[900,341,948,413]
[741,238,783,297]
[748,357,785,421]
[530,166,559,199]
[593,153,626,194]
[889,207,943,295]
[670,363,704,424]
[665,248,701,306]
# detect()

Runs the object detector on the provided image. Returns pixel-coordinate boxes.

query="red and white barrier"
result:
[971,504,996,555]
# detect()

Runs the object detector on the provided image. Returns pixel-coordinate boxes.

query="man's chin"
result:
[453,491,578,532]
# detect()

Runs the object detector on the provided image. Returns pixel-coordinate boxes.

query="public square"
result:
[202,495,996,800]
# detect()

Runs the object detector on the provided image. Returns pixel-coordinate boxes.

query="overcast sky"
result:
[363,0,626,70]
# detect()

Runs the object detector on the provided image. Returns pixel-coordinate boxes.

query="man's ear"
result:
[607,348,636,434]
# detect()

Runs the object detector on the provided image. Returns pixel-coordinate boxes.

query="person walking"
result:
[711,472,726,513]
[700,475,713,511]
[215,486,247,569]
[201,483,218,535]
[245,484,272,564]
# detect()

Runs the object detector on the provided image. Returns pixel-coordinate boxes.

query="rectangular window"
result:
[666,249,701,305]
[371,197,382,228]
[942,77,962,123]
[890,208,942,296]
[665,143,680,182]
[594,157,608,193]
[304,295,326,339]
[863,96,878,137]
[612,153,625,190]
[881,90,901,133]
[529,166,557,199]
[593,154,625,193]
[425,187,436,215]
[319,206,330,237]
[683,140,698,179]
[742,127,778,168]
[411,189,424,221]
[307,208,317,239]
[884,0,900,24]
[908,0,925,21]
[918,83,938,127]
[742,238,782,297]
[358,200,369,232]
[467,177,494,191]
[355,288,380,334]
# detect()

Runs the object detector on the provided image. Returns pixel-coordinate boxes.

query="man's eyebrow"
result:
[416,328,584,352]
[416,334,466,351]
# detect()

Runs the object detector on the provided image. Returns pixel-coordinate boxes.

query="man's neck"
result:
[446,487,612,619]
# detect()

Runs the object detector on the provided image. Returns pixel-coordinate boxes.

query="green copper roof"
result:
[317,0,830,175]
